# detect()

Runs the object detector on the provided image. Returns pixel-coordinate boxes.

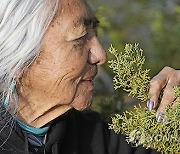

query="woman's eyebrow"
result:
[84,17,100,28]
[76,17,100,28]
[92,17,100,28]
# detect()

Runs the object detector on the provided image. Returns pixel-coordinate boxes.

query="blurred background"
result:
[87,0,180,121]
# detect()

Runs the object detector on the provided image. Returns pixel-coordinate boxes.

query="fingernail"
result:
[156,112,164,122]
[147,100,154,111]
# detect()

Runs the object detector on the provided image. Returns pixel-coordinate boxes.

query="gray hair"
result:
[0,0,59,115]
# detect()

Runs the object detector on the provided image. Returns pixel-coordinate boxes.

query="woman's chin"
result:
[72,94,93,111]
[71,79,94,110]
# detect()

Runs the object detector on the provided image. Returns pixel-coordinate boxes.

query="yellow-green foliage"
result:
[108,44,180,154]
[108,44,150,102]
[174,86,180,100]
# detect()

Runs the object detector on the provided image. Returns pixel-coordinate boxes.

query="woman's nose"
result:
[88,37,107,65]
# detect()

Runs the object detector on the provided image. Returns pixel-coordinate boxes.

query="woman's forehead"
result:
[52,0,95,35]
[57,0,94,21]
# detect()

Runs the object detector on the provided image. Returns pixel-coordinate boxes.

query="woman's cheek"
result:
[53,79,80,104]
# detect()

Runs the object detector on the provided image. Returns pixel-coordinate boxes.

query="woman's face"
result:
[17,0,107,126]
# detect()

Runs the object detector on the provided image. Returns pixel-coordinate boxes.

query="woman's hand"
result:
[147,66,180,122]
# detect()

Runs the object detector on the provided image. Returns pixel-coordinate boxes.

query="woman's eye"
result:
[77,34,87,40]
[75,34,87,45]
[72,34,87,49]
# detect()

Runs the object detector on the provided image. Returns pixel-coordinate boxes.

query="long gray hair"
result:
[0,0,59,118]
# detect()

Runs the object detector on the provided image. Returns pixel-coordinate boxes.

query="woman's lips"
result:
[80,66,97,89]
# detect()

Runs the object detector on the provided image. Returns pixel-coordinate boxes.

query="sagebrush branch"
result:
[108,44,180,154]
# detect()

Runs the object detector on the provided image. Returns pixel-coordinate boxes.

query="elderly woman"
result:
[0,0,179,154]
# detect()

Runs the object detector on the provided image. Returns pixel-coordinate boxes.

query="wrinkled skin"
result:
[148,66,180,117]
[17,0,107,128]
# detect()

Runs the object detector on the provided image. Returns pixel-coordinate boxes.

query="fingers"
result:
[156,84,175,121]
[148,66,170,109]
[148,76,166,109]
[147,66,180,122]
